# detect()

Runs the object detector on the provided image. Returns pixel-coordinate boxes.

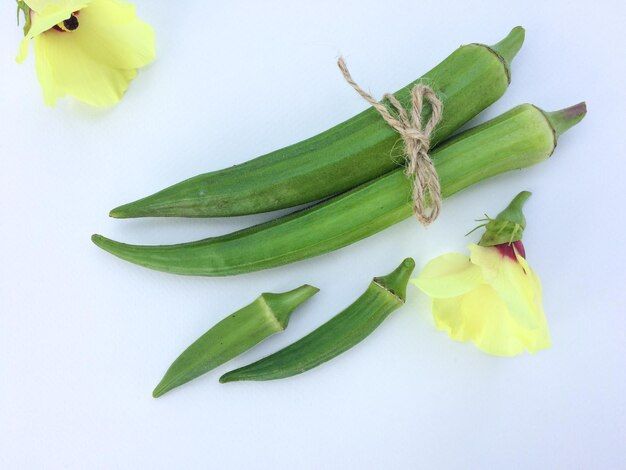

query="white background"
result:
[2,1,625,468]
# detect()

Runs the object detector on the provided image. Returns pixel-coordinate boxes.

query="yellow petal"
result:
[17,39,30,64]
[412,252,483,298]
[24,0,46,10]
[467,244,502,282]
[70,0,155,69]
[516,250,543,300]
[469,244,541,330]
[433,284,550,356]
[33,34,63,105]
[25,0,89,14]
[34,32,137,106]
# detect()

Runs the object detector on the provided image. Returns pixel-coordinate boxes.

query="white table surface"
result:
[2,1,625,468]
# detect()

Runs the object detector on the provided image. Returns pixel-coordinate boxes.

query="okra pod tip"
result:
[262,284,320,329]
[489,26,525,75]
[542,101,587,138]
[373,257,415,303]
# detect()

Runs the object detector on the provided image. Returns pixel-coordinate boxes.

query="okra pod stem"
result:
[92,102,586,277]
[110,27,524,218]
[220,258,415,382]
[152,284,319,397]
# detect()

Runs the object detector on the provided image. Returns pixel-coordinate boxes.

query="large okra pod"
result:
[110,27,524,218]
[220,258,414,382]
[92,102,586,276]
[153,284,319,398]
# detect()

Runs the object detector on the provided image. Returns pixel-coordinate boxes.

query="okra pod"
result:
[220,258,415,382]
[92,102,586,276]
[153,284,319,397]
[110,27,524,218]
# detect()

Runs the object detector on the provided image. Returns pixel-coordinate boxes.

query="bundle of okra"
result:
[92,27,586,397]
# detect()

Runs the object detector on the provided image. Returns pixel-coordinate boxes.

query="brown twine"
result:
[337,57,443,225]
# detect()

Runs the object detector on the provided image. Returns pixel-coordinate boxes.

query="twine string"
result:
[337,57,443,225]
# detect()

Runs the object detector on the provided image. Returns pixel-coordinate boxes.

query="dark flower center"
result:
[52,12,80,32]
[63,15,79,31]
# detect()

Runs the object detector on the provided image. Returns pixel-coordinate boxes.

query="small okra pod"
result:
[219,258,415,383]
[153,284,319,398]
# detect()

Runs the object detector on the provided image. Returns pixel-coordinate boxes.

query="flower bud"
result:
[479,190,531,247]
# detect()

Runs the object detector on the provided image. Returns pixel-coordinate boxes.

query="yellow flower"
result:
[412,191,550,356]
[17,0,155,107]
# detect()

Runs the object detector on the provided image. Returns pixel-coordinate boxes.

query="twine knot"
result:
[337,57,443,225]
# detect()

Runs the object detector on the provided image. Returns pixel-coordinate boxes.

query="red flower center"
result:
[495,240,526,260]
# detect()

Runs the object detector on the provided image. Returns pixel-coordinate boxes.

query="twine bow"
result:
[337,57,443,225]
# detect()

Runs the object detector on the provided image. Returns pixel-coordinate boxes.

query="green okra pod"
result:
[110,27,524,218]
[153,284,319,398]
[220,258,415,383]
[92,102,586,277]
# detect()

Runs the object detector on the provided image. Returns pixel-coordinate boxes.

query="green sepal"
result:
[478,191,531,246]
[16,1,31,36]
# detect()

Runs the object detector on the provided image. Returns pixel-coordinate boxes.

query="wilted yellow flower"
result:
[413,191,550,356]
[17,0,155,107]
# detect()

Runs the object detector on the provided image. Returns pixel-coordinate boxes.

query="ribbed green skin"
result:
[93,103,580,277]
[220,258,415,382]
[110,28,524,218]
[152,285,319,397]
